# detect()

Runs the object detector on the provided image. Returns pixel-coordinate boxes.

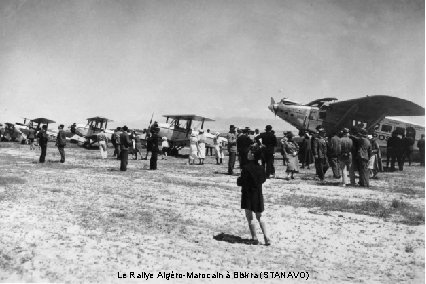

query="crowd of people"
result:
[17,122,426,247]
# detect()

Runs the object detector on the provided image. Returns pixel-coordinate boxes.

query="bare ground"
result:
[0,143,424,283]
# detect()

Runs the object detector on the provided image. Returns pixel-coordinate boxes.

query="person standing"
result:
[338,128,353,187]
[368,134,382,178]
[132,131,142,160]
[98,130,108,159]
[283,132,299,180]
[188,132,199,165]
[115,127,122,160]
[418,134,425,166]
[255,125,277,179]
[161,137,169,160]
[37,125,49,163]
[312,128,328,181]
[28,126,36,150]
[237,127,253,169]
[357,129,372,187]
[387,131,398,170]
[149,129,160,170]
[280,134,288,166]
[237,145,271,246]
[301,132,313,169]
[402,134,414,166]
[392,132,404,171]
[56,124,66,163]
[205,129,213,156]
[198,130,206,165]
[213,132,224,164]
[119,126,131,171]
[327,132,341,179]
[226,125,238,174]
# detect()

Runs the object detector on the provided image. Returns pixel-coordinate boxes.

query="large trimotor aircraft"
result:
[268,95,425,149]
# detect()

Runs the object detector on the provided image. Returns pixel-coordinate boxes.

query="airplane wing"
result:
[86,116,113,122]
[162,114,214,121]
[306,97,338,106]
[31,118,56,124]
[325,95,425,132]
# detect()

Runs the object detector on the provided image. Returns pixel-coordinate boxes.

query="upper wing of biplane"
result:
[162,114,214,122]
[31,118,56,124]
[325,95,425,132]
[86,116,113,122]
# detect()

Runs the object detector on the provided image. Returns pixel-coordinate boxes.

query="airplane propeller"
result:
[269,97,278,117]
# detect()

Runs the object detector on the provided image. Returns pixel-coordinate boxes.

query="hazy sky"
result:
[0,0,424,127]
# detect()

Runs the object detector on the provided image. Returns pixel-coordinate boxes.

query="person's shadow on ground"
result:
[213,233,255,245]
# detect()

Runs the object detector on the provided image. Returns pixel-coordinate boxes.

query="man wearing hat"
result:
[312,127,328,181]
[237,127,253,169]
[328,132,342,179]
[112,127,122,159]
[119,126,131,171]
[56,124,67,163]
[226,125,238,174]
[37,125,49,163]
[255,125,277,178]
[338,128,353,186]
[356,128,372,187]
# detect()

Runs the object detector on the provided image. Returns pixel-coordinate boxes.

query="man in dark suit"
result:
[255,125,277,178]
[37,125,49,163]
[119,126,131,171]
[56,124,67,163]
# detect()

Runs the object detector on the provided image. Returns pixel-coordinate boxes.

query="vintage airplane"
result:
[151,114,219,154]
[0,117,57,143]
[70,116,114,148]
[268,95,425,148]
[0,122,26,142]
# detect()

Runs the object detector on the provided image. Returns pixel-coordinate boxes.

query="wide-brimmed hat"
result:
[342,128,350,134]
[190,132,197,137]
[229,125,235,130]
[199,129,204,133]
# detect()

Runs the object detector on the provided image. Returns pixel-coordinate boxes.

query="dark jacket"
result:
[56,129,67,147]
[328,135,341,157]
[357,137,372,161]
[237,134,252,154]
[37,130,49,146]
[255,131,277,155]
[238,162,266,213]
[120,131,131,151]
[313,136,327,159]
[147,133,160,153]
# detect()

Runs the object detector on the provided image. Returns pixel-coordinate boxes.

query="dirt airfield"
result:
[0,142,424,283]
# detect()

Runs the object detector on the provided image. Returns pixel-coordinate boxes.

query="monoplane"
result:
[268,95,425,149]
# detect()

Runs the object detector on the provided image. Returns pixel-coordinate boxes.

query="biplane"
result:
[268,95,425,149]
[71,116,114,148]
[0,122,25,142]
[153,114,217,154]
[1,117,57,143]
